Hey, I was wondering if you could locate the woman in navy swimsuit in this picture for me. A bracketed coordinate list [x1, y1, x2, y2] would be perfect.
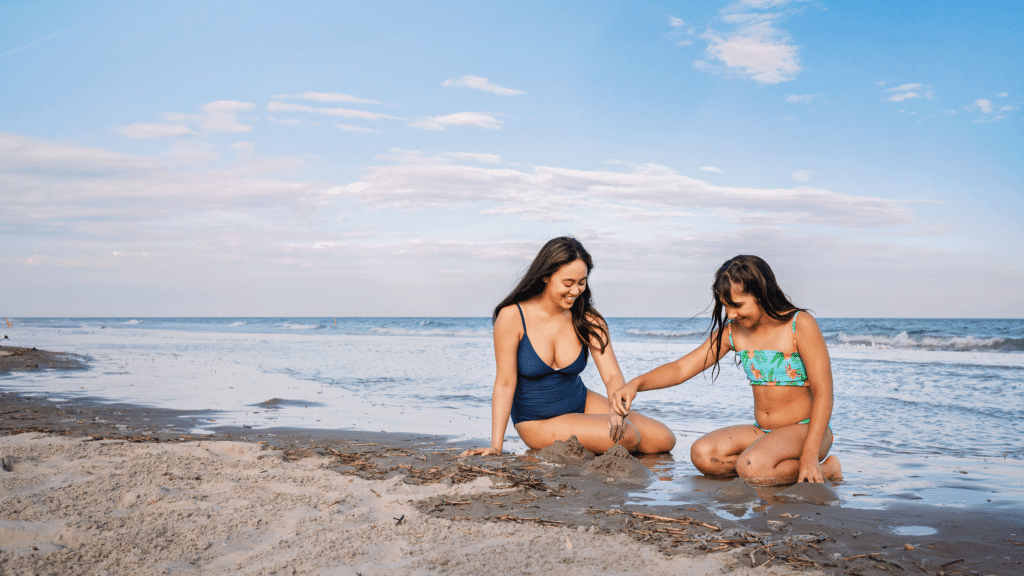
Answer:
[462, 237, 676, 456]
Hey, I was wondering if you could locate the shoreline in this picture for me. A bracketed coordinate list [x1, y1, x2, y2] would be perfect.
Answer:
[2, 347, 1022, 575]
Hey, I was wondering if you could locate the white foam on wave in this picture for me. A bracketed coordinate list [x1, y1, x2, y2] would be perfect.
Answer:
[835, 331, 1006, 350]
[122, 319, 142, 325]
[229, 321, 247, 327]
[282, 323, 320, 330]
[625, 329, 703, 339]
[369, 326, 485, 337]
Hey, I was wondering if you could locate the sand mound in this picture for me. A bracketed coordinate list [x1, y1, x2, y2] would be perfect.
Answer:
[584, 444, 653, 483]
[536, 435, 595, 465]
[716, 478, 762, 504]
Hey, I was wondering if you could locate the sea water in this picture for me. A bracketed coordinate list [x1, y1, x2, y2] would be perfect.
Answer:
[3, 317, 1022, 511]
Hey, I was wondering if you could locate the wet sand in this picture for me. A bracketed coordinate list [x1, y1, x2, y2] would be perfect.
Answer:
[1, 346, 1022, 575]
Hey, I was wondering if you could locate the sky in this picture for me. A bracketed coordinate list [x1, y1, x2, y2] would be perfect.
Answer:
[1, 0, 1021, 317]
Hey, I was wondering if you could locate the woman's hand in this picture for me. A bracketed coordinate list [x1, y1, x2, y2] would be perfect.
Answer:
[459, 446, 502, 457]
[608, 381, 638, 416]
[797, 453, 825, 483]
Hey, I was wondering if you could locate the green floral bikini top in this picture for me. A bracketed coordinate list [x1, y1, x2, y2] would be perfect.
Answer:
[728, 311, 808, 386]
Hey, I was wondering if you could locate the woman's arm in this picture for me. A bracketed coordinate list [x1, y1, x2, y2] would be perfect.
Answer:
[586, 316, 632, 442]
[587, 316, 626, 396]
[795, 312, 834, 482]
[460, 306, 521, 456]
[609, 330, 730, 416]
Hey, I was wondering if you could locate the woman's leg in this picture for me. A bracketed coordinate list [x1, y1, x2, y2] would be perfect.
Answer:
[733, 423, 842, 486]
[515, 391, 676, 454]
[689, 425, 765, 477]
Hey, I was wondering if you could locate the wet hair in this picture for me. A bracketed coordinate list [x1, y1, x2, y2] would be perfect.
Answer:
[707, 255, 803, 380]
[493, 237, 609, 355]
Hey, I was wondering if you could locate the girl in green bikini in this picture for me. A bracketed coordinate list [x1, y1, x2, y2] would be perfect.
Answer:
[610, 255, 843, 486]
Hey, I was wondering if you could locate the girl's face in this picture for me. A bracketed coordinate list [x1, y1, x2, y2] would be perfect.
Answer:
[724, 282, 763, 329]
[543, 259, 588, 310]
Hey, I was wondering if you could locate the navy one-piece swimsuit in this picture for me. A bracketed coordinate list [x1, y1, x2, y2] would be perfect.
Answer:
[509, 303, 589, 425]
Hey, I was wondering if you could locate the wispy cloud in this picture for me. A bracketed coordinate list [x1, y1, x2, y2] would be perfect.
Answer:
[443, 152, 502, 164]
[266, 102, 404, 121]
[442, 75, 524, 96]
[885, 83, 923, 102]
[0, 24, 84, 59]
[695, 1, 806, 84]
[699, 166, 723, 173]
[198, 101, 257, 132]
[786, 94, 814, 104]
[408, 112, 504, 131]
[121, 101, 258, 137]
[335, 124, 382, 134]
[118, 123, 196, 139]
[791, 169, 811, 181]
[341, 153, 914, 227]
[963, 96, 1016, 122]
[271, 92, 383, 105]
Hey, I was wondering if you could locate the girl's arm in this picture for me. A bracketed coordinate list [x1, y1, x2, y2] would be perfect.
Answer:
[460, 306, 521, 456]
[795, 312, 834, 482]
[609, 330, 730, 416]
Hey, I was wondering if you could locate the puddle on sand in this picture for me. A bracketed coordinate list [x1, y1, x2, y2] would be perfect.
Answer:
[890, 525, 938, 536]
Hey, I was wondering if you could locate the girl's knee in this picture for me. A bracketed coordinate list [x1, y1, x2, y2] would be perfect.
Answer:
[735, 449, 773, 481]
[690, 438, 723, 473]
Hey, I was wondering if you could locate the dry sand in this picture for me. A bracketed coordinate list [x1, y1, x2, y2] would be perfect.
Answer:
[1, 432, 821, 576]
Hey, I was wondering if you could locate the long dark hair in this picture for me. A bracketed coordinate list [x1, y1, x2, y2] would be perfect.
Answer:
[707, 255, 803, 380]
[493, 237, 609, 354]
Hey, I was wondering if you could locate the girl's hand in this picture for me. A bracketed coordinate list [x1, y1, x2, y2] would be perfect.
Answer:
[459, 446, 502, 457]
[797, 454, 825, 483]
[608, 411, 628, 443]
[609, 381, 638, 416]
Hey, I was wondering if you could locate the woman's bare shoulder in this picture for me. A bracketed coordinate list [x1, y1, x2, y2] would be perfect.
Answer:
[494, 304, 524, 333]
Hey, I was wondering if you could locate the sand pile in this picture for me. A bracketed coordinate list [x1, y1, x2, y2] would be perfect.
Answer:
[536, 434, 595, 465]
[0, 433, 821, 576]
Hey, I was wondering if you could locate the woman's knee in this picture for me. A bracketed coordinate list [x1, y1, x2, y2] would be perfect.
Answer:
[643, 422, 676, 453]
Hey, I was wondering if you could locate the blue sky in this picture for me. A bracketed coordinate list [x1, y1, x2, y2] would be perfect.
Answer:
[2, 0, 1021, 317]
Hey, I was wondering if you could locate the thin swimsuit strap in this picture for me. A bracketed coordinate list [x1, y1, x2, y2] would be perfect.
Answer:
[790, 310, 799, 351]
[515, 302, 527, 334]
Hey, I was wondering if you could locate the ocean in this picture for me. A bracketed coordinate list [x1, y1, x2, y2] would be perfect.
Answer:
[3, 316, 1022, 513]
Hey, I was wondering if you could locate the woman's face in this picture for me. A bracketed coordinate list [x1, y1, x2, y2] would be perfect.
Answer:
[544, 259, 588, 310]
[724, 282, 763, 329]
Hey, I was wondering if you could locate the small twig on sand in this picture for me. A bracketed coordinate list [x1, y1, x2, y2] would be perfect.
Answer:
[939, 559, 964, 568]
[489, 514, 565, 527]
[843, 552, 883, 561]
[584, 508, 721, 531]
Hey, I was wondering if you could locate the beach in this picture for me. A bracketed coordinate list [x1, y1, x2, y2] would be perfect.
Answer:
[2, 354, 1021, 575]
[1, 318, 1022, 575]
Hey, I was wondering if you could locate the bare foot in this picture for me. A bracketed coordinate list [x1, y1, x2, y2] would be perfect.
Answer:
[822, 455, 843, 481]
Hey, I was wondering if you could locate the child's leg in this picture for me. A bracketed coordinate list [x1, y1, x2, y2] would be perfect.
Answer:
[734, 424, 841, 486]
[690, 425, 765, 477]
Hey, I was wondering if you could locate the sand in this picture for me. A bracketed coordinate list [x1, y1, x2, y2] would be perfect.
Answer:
[1, 432, 824, 576]
[2, 346, 1022, 575]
